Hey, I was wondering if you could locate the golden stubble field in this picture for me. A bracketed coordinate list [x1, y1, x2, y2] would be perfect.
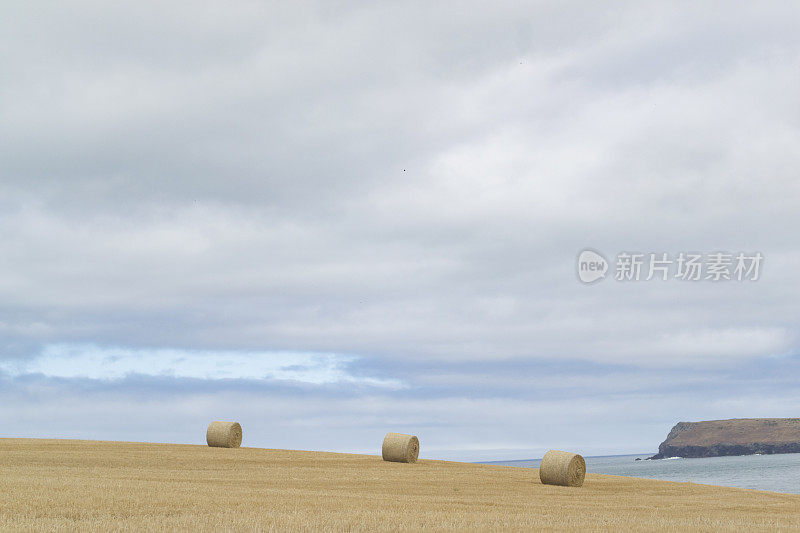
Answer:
[1, 439, 799, 531]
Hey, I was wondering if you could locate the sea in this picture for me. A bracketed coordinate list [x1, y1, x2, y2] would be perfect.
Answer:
[487, 453, 800, 494]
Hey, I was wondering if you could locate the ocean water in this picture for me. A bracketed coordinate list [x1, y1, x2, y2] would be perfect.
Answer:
[487, 453, 800, 494]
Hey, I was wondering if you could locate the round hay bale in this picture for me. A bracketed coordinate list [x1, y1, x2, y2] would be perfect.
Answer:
[206, 421, 242, 448]
[539, 449, 585, 487]
[382, 432, 420, 463]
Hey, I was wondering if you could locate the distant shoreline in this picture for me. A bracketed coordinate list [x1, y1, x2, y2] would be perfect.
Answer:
[479, 453, 650, 464]
[486, 451, 800, 495]
[651, 419, 800, 459]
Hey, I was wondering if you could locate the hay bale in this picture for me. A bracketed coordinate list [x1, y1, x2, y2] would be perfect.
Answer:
[539, 449, 586, 487]
[206, 421, 242, 448]
[382, 432, 420, 463]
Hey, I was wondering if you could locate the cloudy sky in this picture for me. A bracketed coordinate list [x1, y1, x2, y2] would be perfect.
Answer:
[1, 1, 799, 460]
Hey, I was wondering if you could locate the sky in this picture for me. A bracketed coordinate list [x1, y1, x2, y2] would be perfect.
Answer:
[1, 1, 799, 461]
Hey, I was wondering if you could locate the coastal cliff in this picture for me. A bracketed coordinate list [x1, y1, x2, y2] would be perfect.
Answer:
[650, 418, 800, 459]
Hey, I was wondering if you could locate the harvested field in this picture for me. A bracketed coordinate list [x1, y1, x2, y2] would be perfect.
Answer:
[1, 438, 798, 531]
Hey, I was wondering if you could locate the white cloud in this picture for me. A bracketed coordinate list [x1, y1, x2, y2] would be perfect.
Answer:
[655, 327, 793, 360]
[0, 343, 401, 388]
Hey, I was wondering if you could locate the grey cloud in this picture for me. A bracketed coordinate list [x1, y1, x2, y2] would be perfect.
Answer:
[1, 1, 799, 453]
